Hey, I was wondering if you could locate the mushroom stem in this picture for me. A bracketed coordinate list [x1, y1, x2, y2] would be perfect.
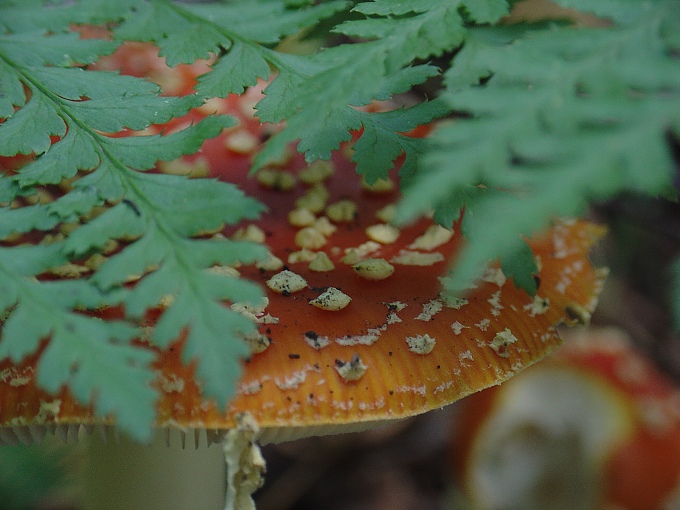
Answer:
[82, 429, 226, 510]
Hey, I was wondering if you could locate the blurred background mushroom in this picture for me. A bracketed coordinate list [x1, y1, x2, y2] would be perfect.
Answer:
[448, 327, 680, 510]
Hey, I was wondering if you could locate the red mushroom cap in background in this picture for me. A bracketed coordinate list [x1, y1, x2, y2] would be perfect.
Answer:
[451, 327, 680, 510]
[0, 41, 608, 446]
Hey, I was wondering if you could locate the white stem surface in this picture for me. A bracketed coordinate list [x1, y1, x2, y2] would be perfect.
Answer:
[83, 429, 226, 510]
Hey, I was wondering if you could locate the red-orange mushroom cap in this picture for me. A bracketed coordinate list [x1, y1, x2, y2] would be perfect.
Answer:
[0, 42, 608, 446]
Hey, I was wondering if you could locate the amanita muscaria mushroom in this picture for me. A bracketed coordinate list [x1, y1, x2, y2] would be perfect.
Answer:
[450, 327, 680, 510]
[1, 42, 607, 507]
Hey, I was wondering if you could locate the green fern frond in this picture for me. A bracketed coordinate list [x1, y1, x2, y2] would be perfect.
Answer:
[0, 2, 268, 440]
[398, 0, 680, 294]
